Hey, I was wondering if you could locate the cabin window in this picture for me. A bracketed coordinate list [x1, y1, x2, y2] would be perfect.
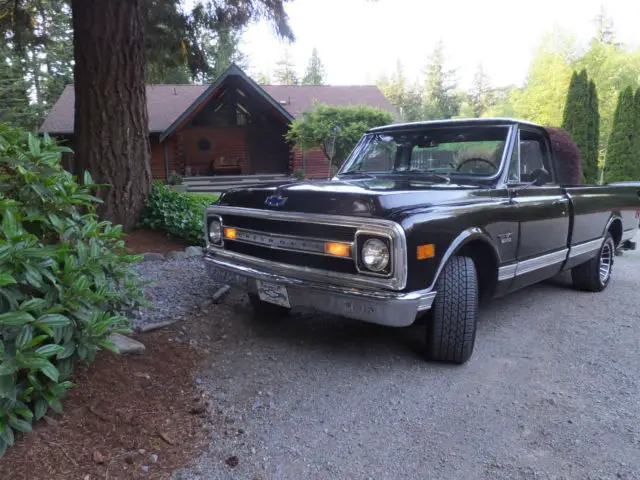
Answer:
[197, 138, 212, 151]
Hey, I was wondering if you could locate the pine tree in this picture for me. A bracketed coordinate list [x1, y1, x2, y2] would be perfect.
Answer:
[422, 40, 459, 120]
[0, 43, 35, 127]
[469, 63, 492, 118]
[274, 48, 298, 85]
[377, 60, 423, 122]
[302, 48, 326, 85]
[604, 87, 637, 182]
[254, 70, 272, 85]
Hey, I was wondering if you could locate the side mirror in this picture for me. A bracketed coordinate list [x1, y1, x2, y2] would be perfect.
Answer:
[530, 168, 551, 186]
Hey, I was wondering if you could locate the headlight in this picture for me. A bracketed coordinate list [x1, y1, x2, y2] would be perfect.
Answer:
[208, 220, 222, 244]
[361, 238, 390, 272]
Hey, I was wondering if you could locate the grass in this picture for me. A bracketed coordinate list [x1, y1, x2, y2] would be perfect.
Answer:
[185, 192, 220, 203]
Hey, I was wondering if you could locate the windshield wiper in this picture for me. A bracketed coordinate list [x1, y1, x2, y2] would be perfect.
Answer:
[338, 171, 375, 178]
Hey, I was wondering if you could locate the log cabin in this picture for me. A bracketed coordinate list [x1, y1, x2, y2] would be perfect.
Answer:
[40, 64, 396, 180]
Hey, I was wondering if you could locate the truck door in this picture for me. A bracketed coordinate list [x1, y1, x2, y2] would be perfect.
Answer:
[507, 127, 570, 291]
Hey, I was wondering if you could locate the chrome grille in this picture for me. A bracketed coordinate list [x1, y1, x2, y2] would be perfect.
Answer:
[205, 206, 408, 291]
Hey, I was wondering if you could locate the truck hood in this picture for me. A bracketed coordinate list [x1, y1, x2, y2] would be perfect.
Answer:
[215, 177, 493, 217]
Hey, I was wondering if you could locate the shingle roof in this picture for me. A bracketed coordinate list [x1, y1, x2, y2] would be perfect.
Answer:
[40, 84, 208, 134]
[261, 84, 395, 118]
[40, 81, 396, 136]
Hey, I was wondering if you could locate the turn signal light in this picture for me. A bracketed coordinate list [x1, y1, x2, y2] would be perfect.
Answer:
[324, 242, 351, 258]
[417, 244, 435, 260]
[223, 227, 237, 240]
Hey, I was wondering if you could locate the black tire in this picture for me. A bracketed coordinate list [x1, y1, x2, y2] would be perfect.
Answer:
[571, 233, 615, 292]
[425, 256, 478, 364]
[247, 293, 291, 320]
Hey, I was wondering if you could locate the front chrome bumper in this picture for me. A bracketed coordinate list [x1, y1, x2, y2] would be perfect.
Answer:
[204, 254, 436, 327]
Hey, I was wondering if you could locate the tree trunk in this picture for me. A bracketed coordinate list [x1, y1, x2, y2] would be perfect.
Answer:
[71, 0, 151, 231]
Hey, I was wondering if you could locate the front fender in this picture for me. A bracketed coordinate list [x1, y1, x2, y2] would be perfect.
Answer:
[401, 214, 502, 292]
[425, 227, 501, 290]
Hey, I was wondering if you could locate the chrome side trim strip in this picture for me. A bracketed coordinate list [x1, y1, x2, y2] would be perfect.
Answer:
[568, 238, 603, 259]
[515, 249, 568, 276]
[205, 205, 408, 290]
[498, 264, 517, 281]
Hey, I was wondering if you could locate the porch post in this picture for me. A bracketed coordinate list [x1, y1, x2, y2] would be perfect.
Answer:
[163, 141, 169, 181]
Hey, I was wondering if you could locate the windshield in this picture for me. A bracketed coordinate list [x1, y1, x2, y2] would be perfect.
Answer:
[338, 125, 510, 179]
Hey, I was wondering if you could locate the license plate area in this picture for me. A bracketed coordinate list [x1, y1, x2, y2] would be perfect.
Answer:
[256, 280, 290, 308]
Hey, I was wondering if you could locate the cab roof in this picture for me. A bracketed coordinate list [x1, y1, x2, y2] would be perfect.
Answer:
[367, 117, 543, 134]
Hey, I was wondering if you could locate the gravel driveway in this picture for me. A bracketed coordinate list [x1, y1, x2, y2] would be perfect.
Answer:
[170, 247, 640, 480]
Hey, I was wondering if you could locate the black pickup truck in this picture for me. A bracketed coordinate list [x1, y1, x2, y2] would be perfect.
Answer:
[203, 118, 640, 364]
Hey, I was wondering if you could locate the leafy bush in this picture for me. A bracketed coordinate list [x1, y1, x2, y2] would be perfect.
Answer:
[292, 169, 306, 180]
[167, 171, 183, 185]
[0, 125, 148, 456]
[140, 182, 219, 246]
[285, 103, 395, 167]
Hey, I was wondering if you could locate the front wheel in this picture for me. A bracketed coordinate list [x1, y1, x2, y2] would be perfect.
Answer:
[425, 256, 478, 364]
[571, 233, 615, 292]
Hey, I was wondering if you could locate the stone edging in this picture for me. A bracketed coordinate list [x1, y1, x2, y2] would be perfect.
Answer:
[141, 245, 204, 262]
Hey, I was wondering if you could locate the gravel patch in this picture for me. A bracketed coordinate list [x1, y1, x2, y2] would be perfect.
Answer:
[131, 257, 226, 331]
[171, 247, 640, 480]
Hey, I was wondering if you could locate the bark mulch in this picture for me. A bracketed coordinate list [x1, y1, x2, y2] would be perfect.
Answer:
[123, 228, 189, 256]
[0, 328, 213, 480]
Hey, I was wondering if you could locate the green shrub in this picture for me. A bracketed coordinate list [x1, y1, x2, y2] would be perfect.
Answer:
[140, 182, 219, 246]
[167, 171, 183, 185]
[292, 169, 306, 180]
[0, 125, 147, 456]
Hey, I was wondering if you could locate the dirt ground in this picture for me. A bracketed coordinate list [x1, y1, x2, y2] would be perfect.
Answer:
[0, 326, 212, 480]
[124, 228, 189, 255]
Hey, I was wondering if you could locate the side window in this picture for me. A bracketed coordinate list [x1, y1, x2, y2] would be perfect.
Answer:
[519, 130, 550, 182]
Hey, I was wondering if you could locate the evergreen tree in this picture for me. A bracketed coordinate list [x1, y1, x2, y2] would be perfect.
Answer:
[274, 48, 299, 85]
[422, 40, 459, 120]
[586, 80, 600, 183]
[0, 43, 37, 128]
[2, 0, 294, 229]
[302, 47, 326, 85]
[254, 70, 272, 85]
[469, 63, 492, 118]
[377, 60, 423, 122]
[561, 69, 592, 182]
[604, 87, 637, 182]
[631, 88, 640, 171]
[593, 7, 618, 46]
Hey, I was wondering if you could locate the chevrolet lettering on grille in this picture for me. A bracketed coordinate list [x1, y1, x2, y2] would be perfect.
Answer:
[234, 229, 327, 254]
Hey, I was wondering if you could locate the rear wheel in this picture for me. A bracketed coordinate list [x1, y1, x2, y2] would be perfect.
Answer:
[571, 233, 615, 292]
[247, 293, 291, 320]
[425, 256, 478, 364]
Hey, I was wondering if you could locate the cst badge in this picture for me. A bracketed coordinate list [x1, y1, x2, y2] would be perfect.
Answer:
[497, 232, 513, 244]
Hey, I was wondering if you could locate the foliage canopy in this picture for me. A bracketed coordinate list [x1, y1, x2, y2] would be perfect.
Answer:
[285, 104, 394, 169]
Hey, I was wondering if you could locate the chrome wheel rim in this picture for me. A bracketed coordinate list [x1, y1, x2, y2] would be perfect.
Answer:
[599, 241, 613, 284]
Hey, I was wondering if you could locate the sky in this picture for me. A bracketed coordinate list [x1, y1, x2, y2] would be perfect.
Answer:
[238, 0, 640, 89]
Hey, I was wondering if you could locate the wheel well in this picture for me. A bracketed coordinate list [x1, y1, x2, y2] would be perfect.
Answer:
[455, 240, 498, 301]
[608, 218, 623, 247]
